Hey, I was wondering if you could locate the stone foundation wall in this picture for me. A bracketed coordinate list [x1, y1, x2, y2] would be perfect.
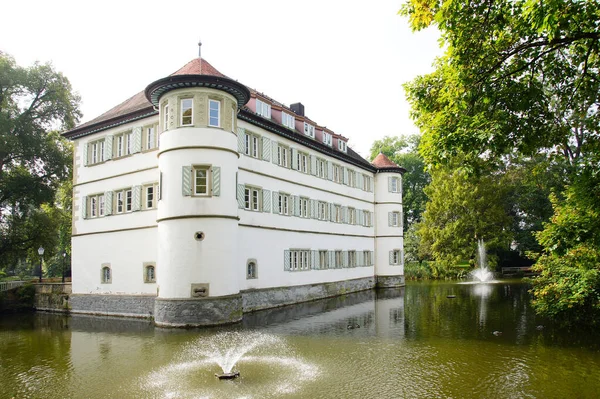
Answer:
[35, 283, 72, 313]
[154, 294, 242, 327]
[242, 277, 376, 313]
[70, 294, 155, 318]
[376, 275, 405, 288]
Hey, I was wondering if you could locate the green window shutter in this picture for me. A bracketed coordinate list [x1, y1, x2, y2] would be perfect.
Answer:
[389, 251, 394, 265]
[82, 143, 88, 166]
[262, 189, 271, 212]
[310, 199, 318, 219]
[388, 212, 393, 227]
[293, 195, 300, 216]
[283, 250, 291, 271]
[328, 251, 335, 269]
[182, 166, 192, 196]
[343, 167, 349, 185]
[329, 203, 335, 222]
[290, 148, 298, 170]
[272, 191, 280, 214]
[132, 127, 142, 153]
[261, 137, 271, 161]
[271, 141, 279, 164]
[237, 184, 245, 209]
[237, 127, 245, 153]
[310, 155, 317, 176]
[341, 206, 347, 224]
[288, 195, 294, 216]
[105, 136, 113, 160]
[133, 185, 142, 211]
[104, 191, 113, 216]
[81, 197, 88, 219]
[357, 174, 364, 190]
[357, 209, 363, 226]
[212, 166, 221, 196]
[311, 250, 318, 270]
[388, 177, 393, 192]
[343, 251, 348, 268]
[327, 161, 333, 180]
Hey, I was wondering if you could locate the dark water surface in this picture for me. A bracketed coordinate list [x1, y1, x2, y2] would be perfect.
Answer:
[1, 280, 599, 398]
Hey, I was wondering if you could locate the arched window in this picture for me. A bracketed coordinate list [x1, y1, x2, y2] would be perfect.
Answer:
[144, 264, 156, 283]
[101, 265, 111, 284]
[247, 260, 257, 279]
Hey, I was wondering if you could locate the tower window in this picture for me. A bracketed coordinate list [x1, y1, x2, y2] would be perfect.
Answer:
[209, 99, 220, 127]
[180, 98, 193, 126]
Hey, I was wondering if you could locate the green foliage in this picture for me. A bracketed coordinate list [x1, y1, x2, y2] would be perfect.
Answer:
[0, 53, 79, 272]
[369, 135, 430, 230]
[404, 261, 433, 280]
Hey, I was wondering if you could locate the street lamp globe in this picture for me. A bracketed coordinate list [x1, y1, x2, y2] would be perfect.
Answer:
[38, 247, 45, 256]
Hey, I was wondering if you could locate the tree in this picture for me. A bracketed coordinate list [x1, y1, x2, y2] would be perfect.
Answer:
[417, 165, 512, 276]
[369, 135, 430, 230]
[0, 53, 80, 272]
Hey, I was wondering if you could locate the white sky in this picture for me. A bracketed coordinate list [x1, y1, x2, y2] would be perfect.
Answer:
[1, 0, 441, 159]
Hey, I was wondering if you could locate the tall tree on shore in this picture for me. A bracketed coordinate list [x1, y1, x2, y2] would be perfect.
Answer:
[0, 53, 80, 271]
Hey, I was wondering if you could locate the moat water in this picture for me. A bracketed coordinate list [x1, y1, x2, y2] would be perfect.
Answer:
[2, 280, 600, 398]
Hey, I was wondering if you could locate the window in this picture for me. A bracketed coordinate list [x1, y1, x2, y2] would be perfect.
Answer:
[180, 98, 193, 126]
[209, 99, 220, 127]
[299, 197, 309, 218]
[243, 131, 261, 159]
[101, 265, 111, 284]
[88, 194, 105, 218]
[348, 207, 356, 225]
[390, 250, 402, 265]
[194, 166, 210, 196]
[115, 188, 133, 214]
[296, 151, 309, 174]
[244, 187, 260, 211]
[282, 112, 295, 130]
[304, 122, 315, 138]
[315, 158, 326, 178]
[362, 175, 371, 192]
[88, 139, 105, 165]
[276, 144, 288, 167]
[347, 170, 356, 187]
[389, 176, 401, 193]
[125, 131, 133, 155]
[319, 250, 328, 270]
[278, 193, 290, 215]
[114, 131, 133, 157]
[288, 250, 310, 271]
[364, 251, 372, 266]
[364, 210, 372, 227]
[256, 99, 271, 118]
[335, 250, 343, 268]
[323, 132, 333, 147]
[334, 204, 342, 223]
[247, 260, 257, 279]
[145, 125, 158, 150]
[333, 164, 342, 183]
[389, 211, 402, 227]
[348, 251, 356, 267]
[144, 264, 156, 283]
[338, 139, 347, 152]
[162, 102, 169, 132]
[144, 183, 158, 209]
[317, 201, 328, 221]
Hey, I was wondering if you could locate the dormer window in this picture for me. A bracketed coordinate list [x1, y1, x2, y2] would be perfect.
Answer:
[304, 122, 315, 138]
[256, 99, 271, 118]
[323, 132, 333, 147]
[338, 139, 347, 153]
[282, 112, 295, 130]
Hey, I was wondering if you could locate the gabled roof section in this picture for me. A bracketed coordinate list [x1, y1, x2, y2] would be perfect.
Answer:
[371, 153, 406, 173]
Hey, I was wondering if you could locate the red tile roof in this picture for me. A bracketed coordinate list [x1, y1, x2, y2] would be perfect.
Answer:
[371, 153, 400, 169]
[170, 58, 226, 77]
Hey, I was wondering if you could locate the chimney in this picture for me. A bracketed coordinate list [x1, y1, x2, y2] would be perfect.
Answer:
[290, 102, 305, 116]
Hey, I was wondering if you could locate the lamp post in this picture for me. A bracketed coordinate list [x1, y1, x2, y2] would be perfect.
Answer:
[62, 252, 67, 283]
[37, 246, 45, 283]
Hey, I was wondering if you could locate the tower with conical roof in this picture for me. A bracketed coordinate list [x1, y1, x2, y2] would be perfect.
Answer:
[145, 57, 250, 326]
[372, 153, 405, 287]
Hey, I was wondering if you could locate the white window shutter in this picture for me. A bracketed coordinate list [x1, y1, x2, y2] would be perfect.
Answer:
[328, 251, 335, 269]
[261, 137, 271, 161]
[310, 199, 318, 219]
[343, 167, 349, 185]
[182, 166, 192, 196]
[294, 195, 300, 216]
[82, 143, 88, 166]
[104, 191, 113, 216]
[272, 191, 280, 214]
[133, 185, 142, 211]
[283, 250, 291, 271]
[262, 189, 271, 212]
[343, 251, 348, 267]
[212, 166, 221, 196]
[105, 136, 113, 160]
[237, 127, 245, 153]
[81, 197, 88, 219]
[271, 141, 278, 164]
[132, 127, 142, 153]
[291, 148, 298, 170]
[310, 155, 317, 176]
[327, 161, 333, 180]
[237, 184, 245, 209]
[357, 174, 364, 190]
[389, 251, 394, 265]
[341, 206, 347, 224]
[388, 177, 393, 192]
[329, 203, 335, 222]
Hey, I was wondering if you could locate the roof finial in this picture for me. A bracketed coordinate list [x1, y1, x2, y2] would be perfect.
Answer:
[198, 39, 202, 58]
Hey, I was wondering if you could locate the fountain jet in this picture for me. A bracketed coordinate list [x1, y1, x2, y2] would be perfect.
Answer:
[472, 239, 493, 282]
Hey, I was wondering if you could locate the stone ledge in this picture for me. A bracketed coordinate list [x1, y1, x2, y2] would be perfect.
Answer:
[376, 275, 405, 288]
[154, 295, 242, 327]
[70, 294, 155, 318]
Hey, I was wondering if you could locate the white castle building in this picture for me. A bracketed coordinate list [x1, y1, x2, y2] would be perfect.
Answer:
[63, 56, 405, 327]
